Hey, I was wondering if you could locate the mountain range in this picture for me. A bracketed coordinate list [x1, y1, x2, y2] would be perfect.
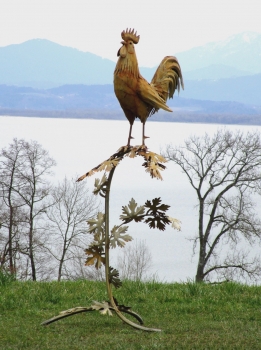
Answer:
[0, 84, 260, 117]
[1, 32, 261, 85]
[0, 32, 260, 116]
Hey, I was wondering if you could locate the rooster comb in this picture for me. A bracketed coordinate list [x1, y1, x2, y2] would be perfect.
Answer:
[121, 28, 140, 44]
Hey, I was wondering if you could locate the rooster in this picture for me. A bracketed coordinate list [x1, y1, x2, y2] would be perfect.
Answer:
[114, 28, 184, 146]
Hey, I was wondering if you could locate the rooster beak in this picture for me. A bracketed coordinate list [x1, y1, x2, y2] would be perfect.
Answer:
[117, 41, 127, 57]
[118, 44, 127, 58]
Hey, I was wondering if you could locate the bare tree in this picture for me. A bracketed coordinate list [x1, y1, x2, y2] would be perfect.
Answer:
[117, 240, 152, 281]
[61, 245, 105, 281]
[0, 139, 26, 274]
[45, 177, 98, 281]
[0, 138, 56, 281]
[164, 129, 261, 283]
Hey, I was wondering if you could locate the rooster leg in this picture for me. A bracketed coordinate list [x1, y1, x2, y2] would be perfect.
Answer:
[142, 122, 150, 146]
[127, 123, 134, 147]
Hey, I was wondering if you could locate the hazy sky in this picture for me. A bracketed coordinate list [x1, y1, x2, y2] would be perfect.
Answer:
[1, 0, 261, 66]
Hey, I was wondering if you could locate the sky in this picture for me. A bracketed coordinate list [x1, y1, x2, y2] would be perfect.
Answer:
[1, 0, 261, 67]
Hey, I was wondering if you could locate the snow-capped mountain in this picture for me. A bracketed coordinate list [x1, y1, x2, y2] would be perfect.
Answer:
[177, 31, 261, 74]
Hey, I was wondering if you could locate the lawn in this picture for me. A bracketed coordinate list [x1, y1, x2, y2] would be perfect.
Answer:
[0, 278, 261, 349]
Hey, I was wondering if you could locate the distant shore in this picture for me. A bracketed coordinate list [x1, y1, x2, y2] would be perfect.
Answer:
[1, 108, 261, 126]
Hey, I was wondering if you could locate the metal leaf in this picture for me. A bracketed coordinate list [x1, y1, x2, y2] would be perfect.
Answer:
[91, 301, 113, 316]
[109, 267, 122, 289]
[110, 225, 133, 248]
[120, 198, 145, 223]
[85, 246, 105, 269]
[93, 174, 107, 196]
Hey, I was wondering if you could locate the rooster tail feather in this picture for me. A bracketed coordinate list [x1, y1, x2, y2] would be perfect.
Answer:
[151, 56, 184, 102]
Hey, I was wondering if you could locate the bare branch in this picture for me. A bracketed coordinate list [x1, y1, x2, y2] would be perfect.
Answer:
[163, 129, 261, 282]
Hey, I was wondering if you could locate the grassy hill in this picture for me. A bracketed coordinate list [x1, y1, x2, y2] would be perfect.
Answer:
[1, 277, 261, 349]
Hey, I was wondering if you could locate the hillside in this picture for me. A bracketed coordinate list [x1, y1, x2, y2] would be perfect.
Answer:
[0, 33, 260, 121]
[0, 84, 260, 116]
[1, 279, 261, 349]
[0, 32, 261, 89]
[0, 39, 115, 88]
[0, 39, 154, 88]
[182, 74, 261, 105]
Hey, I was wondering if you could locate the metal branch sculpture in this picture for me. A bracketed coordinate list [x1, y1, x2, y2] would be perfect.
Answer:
[41, 29, 182, 332]
[41, 146, 181, 331]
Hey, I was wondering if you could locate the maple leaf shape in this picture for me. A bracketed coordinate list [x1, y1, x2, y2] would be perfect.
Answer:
[144, 198, 170, 215]
[144, 198, 171, 231]
[145, 216, 170, 231]
[120, 198, 145, 223]
[85, 245, 105, 269]
[91, 301, 113, 316]
[87, 212, 105, 236]
[93, 174, 107, 196]
[109, 267, 122, 289]
[110, 225, 133, 248]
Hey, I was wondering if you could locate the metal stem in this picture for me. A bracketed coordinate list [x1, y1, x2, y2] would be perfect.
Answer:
[104, 166, 161, 332]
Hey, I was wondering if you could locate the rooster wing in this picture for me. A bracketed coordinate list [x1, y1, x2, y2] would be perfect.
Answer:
[137, 78, 173, 114]
[150, 56, 184, 103]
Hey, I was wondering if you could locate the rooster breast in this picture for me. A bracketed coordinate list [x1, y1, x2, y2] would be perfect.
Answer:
[114, 72, 153, 125]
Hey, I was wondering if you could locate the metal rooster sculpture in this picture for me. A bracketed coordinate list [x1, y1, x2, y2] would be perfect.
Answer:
[114, 28, 184, 146]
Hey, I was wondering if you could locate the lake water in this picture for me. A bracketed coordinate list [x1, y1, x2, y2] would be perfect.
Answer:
[1, 116, 260, 282]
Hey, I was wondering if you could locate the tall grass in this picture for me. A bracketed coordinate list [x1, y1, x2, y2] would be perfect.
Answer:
[0, 269, 16, 286]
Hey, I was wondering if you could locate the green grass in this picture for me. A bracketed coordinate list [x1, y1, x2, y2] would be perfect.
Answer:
[1, 279, 261, 349]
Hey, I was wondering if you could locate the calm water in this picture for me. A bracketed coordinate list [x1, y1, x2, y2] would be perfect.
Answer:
[1, 116, 260, 282]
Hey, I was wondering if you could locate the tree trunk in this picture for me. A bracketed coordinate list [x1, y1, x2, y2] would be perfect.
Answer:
[29, 203, 36, 281]
[57, 257, 64, 282]
[8, 206, 14, 273]
[29, 236, 36, 281]
[7, 170, 15, 275]
[195, 251, 205, 282]
[196, 199, 206, 282]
